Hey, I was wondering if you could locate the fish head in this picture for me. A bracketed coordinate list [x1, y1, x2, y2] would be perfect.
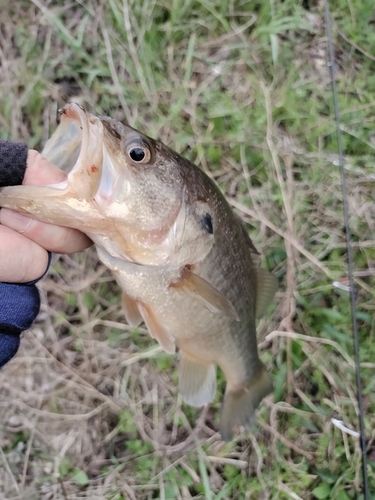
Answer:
[44, 103, 215, 267]
[97, 116, 184, 234]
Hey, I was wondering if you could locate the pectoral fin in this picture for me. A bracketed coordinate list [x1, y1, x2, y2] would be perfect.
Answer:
[137, 303, 176, 354]
[255, 268, 278, 319]
[179, 354, 217, 407]
[122, 293, 142, 327]
[171, 268, 239, 321]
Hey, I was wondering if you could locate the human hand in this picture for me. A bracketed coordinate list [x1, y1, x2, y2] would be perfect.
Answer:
[0, 150, 92, 283]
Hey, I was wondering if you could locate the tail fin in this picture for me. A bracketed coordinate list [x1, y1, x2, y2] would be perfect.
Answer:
[220, 364, 273, 441]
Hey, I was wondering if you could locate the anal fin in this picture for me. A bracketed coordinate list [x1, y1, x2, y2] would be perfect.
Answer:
[137, 303, 176, 354]
[122, 293, 142, 327]
[171, 268, 239, 321]
[179, 354, 217, 407]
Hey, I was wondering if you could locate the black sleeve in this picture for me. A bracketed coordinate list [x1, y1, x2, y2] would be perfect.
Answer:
[0, 140, 28, 187]
[0, 140, 52, 369]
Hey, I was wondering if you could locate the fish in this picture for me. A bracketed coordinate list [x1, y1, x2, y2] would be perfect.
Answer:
[0, 103, 278, 440]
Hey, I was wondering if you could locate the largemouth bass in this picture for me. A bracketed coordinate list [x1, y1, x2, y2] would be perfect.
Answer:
[0, 103, 277, 440]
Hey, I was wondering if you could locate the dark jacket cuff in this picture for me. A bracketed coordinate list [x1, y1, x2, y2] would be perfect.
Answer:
[0, 252, 52, 368]
[0, 139, 28, 187]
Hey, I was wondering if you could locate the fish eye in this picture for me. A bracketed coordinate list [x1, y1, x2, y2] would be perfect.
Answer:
[201, 213, 213, 234]
[130, 147, 145, 161]
[125, 140, 151, 164]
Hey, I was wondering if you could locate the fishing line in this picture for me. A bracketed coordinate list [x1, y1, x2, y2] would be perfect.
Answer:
[324, 1, 369, 496]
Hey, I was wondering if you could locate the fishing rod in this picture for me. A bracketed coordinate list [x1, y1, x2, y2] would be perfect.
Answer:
[324, 1, 369, 497]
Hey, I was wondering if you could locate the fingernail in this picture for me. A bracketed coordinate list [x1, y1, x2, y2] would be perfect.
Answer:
[0, 209, 33, 233]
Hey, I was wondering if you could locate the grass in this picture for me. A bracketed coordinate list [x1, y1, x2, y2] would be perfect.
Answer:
[1, 0, 375, 498]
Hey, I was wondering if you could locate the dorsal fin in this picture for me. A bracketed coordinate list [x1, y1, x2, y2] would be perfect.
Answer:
[235, 216, 277, 317]
[235, 215, 260, 255]
[255, 268, 278, 319]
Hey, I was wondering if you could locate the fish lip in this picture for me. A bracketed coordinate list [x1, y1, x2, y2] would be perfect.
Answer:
[58, 103, 105, 198]
[58, 105, 127, 207]
[58, 102, 87, 122]
[58, 102, 102, 135]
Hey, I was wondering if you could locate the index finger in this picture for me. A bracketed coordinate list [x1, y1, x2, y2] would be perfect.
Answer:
[1, 149, 92, 253]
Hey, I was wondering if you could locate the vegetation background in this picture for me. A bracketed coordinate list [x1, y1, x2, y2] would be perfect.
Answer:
[0, 0, 374, 498]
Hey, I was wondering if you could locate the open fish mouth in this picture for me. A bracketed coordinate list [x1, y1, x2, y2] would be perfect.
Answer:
[42, 103, 102, 177]
[42, 103, 123, 208]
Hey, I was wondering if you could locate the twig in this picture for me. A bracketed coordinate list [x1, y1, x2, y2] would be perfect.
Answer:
[205, 456, 248, 469]
[265, 330, 355, 368]
[121, 346, 164, 366]
[277, 484, 304, 500]
[230, 199, 335, 279]
[21, 416, 39, 489]
[100, 19, 133, 123]
[122, 0, 151, 99]
[259, 420, 314, 460]
[334, 22, 375, 62]
[0, 445, 19, 494]
[261, 81, 298, 399]
[29, 333, 123, 413]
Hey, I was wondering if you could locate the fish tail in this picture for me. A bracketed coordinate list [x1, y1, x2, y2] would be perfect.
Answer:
[219, 363, 273, 441]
